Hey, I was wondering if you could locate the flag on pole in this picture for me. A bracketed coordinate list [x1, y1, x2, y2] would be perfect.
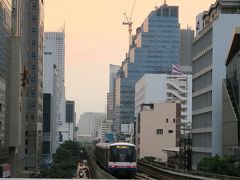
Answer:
[172, 64, 182, 75]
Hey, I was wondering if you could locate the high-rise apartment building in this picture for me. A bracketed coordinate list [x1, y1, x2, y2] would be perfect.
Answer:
[0, 0, 11, 177]
[192, 0, 240, 169]
[44, 32, 67, 142]
[115, 4, 179, 129]
[24, 0, 44, 171]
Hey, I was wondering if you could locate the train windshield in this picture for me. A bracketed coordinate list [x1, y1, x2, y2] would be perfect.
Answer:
[109, 145, 136, 162]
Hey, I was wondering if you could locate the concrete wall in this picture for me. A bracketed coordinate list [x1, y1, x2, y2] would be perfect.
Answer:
[222, 81, 238, 156]
[212, 14, 240, 156]
[138, 103, 178, 162]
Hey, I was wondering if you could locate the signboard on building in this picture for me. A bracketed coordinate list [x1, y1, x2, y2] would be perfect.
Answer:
[104, 132, 115, 143]
[0, 164, 10, 178]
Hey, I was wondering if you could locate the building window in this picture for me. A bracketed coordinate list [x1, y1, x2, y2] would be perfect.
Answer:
[25, 131, 28, 136]
[31, 90, 36, 97]
[31, 77, 36, 83]
[137, 115, 140, 133]
[166, 118, 168, 123]
[156, 129, 163, 135]
[31, 52, 36, 58]
[31, 115, 35, 121]
[32, 27, 37, 33]
[138, 137, 140, 144]
[31, 64, 36, 71]
[25, 149, 28, 154]
[25, 140, 28, 145]
[32, 40, 36, 46]
[168, 130, 173, 133]
[32, 15, 37, 21]
[173, 118, 176, 123]
[32, 2, 36, 9]
[44, 52, 52, 55]
[0, 121, 1, 130]
[31, 102, 35, 110]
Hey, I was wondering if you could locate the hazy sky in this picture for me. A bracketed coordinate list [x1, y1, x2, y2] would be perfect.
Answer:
[44, 0, 215, 118]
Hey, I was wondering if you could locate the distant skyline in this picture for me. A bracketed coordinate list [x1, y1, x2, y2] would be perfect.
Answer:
[44, 0, 215, 118]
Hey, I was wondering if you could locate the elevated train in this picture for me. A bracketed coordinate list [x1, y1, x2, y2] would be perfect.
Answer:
[94, 142, 137, 176]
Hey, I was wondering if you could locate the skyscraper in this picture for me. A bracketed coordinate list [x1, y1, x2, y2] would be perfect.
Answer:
[116, 3, 180, 129]
[44, 32, 67, 142]
[192, 0, 240, 169]
[107, 64, 120, 125]
[43, 47, 59, 167]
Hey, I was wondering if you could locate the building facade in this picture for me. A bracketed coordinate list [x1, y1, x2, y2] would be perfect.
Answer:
[222, 27, 240, 157]
[43, 48, 59, 166]
[0, 0, 11, 177]
[117, 4, 179, 129]
[137, 102, 181, 161]
[135, 74, 192, 125]
[66, 100, 75, 141]
[23, 0, 44, 171]
[78, 112, 106, 141]
[107, 65, 119, 130]
[179, 29, 194, 74]
[44, 32, 68, 143]
[192, 0, 240, 169]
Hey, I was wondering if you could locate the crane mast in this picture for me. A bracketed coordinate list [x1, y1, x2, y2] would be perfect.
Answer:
[122, 0, 136, 47]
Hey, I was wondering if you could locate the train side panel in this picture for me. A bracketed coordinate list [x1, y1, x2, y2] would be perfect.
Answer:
[95, 146, 109, 169]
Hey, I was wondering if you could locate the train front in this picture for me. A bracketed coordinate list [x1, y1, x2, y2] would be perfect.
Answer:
[108, 143, 137, 176]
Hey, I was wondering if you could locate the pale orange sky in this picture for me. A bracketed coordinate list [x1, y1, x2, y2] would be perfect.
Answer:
[44, 0, 215, 118]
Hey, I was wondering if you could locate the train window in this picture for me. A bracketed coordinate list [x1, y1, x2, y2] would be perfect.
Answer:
[109, 146, 136, 162]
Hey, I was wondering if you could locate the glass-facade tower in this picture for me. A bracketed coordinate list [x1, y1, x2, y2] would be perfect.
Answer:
[118, 4, 179, 127]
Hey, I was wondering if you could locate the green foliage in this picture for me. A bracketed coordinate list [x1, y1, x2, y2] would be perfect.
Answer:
[197, 155, 240, 177]
[39, 140, 84, 178]
[142, 156, 157, 162]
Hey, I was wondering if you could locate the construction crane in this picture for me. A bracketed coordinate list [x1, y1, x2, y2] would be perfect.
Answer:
[122, 0, 136, 47]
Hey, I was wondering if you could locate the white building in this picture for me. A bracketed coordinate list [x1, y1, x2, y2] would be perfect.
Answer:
[192, 0, 240, 169]
[44, 31, 70, 143]
[78, 112, 106, 141]
[135, 74, 192, 125]
[43, 53, 59, 164]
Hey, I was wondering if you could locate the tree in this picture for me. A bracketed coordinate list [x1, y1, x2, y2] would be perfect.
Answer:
[142, 156, 157, 163]
[197, 155, 240, 177]
[39, 141, 85, 178]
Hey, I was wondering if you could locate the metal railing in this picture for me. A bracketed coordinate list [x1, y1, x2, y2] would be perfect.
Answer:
[137, 159, 240, 180]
